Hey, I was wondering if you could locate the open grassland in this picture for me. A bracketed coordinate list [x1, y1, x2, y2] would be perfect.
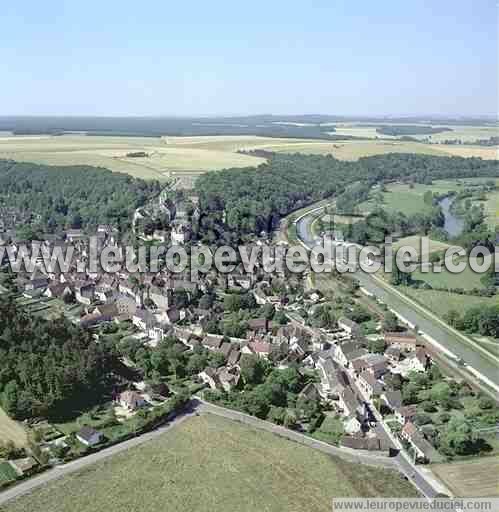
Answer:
[0, 136, 495, 186]
[0, 414, 418, 512]
[0, 135, 272, 181]
[431, 457, 499, 497]
[0, 408, 26, 447]
[431, 145, 498, 160]
[410, 260, 488, 291]
[360, 179, 498, 216]
[397, 287, 498, 319]
[0, 463, 18, 486]
[393, 235, 452, 257]
[482, 190, 499, 227]
[331, 122, 499, 144]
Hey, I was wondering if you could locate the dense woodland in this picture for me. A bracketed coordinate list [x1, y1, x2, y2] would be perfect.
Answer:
[0, 160, 160, 235]
[195, 153, 499, 243]
[0, 298, 115, 420]
[376, 125, 453, 136]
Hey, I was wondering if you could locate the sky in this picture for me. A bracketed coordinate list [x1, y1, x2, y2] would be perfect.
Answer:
[1, 1, 497, 117]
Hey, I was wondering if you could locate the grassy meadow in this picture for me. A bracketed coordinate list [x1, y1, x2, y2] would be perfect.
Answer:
[0, 414, 418, 512]
[0, 134, 495, 188]
[0, 408, 27, 447]
[397, 287, 498, 320]
[431, 456, 499, 497]
[358, 180, 489, 216]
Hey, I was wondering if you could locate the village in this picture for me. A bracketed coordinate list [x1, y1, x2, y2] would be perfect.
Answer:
[2, 189, 493, 488]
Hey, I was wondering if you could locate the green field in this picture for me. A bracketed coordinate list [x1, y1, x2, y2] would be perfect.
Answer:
[410, 256, 491, 291]
[482, 190, 499, 227]
[431, 456, 499, 498]
[1, 414, 418, 512]
[0, 135, 495, 186]
[393, 235, 452, 257]
[398, 287, 498, 319]
[0, 408, 27, 447]
[360, 179, 499, 219]
[332, 122, 499, 144]
[0, 462, 18, 486]
[0, 135, 271, 181]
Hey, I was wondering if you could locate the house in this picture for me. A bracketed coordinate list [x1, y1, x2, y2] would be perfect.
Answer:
[114, 294, 137, 319]
[395, 405, 418, 425]
[344, 415, 362, 435]
[202, 334, 223, 351]
[381, 390, 403, 411]
[76, 426, 103, 447]
[24, 276, 49, 291]
[334, 341, 367, 367]
[44, 283, 72, 299]
[385, 345, 401, 363]
[227, 349, 241, 367]
[94, 286, 114, 302]
[401, 421, 437, 462]
[119, 390, 147, 411]
[132, 309, 157, 331]
[66, 229, 87, 243]
[338, 317, 360, 336]
[338, 387, 364, 418]
[351, 354, 388, 378]
[9, 457, 39, 476]
[218, 341, 234, 359]
[74, 282, 95, 305]
[247, 318, 270, 334]
[392, 348, 428, 376]
[357, 371, 383, 400]
[217, 367, 241, 392]
[148, 286, 172, 311]
[227, 273, 254, 290]
[199, 367, 219, 389]
[298, 382, 320, 402]
[316, 357, 349, 399]
[340, 436, 367, 450]
[247, 340, 272, 359]
[384, 331, 419, 351]
[171, 222, 191, 245]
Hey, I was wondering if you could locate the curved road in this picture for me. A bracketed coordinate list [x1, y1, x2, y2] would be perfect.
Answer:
[295, 207, 499, 390]
[0, 399, 430, 507]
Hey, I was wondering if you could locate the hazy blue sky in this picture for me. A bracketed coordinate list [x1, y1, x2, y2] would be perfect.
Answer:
[1, 1, 496, 117]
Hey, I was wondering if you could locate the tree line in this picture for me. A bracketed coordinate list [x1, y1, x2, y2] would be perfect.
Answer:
[0, 159, 161, 236]
[195, 152, 498, 244]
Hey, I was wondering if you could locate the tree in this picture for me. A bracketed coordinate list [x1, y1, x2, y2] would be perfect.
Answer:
[368, 337, 386, 354]
[240, 355, 266, 386]
[439, 418, 477, 456]
[382, 312, 399, 332]
[430, 382, 452, 403]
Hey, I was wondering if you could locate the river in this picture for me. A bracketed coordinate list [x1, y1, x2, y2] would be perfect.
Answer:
[439, 195, 464, 237]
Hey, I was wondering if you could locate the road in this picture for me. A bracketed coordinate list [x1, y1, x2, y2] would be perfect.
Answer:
[0, 409, 195, 507]
[0, 398, 433, 507]
[294, 206, 499, 390]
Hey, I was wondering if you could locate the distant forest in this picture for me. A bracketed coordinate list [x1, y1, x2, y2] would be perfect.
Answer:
[0, 115, 495, 138]
[0, 160, 161, 236]
[195, 152, 499, 244]
[376, 125, 453, 137]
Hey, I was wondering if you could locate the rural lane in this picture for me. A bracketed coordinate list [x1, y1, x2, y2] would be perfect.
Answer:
[0, 398, 419, 507]
[0, 409, 196, 507]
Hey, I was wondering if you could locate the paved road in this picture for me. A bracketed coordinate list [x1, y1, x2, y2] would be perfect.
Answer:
[195, 399, 396, 469]
[295, 207, 499, 390]
[0, 398, 426, 507]
[0, 409, 195, 507]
